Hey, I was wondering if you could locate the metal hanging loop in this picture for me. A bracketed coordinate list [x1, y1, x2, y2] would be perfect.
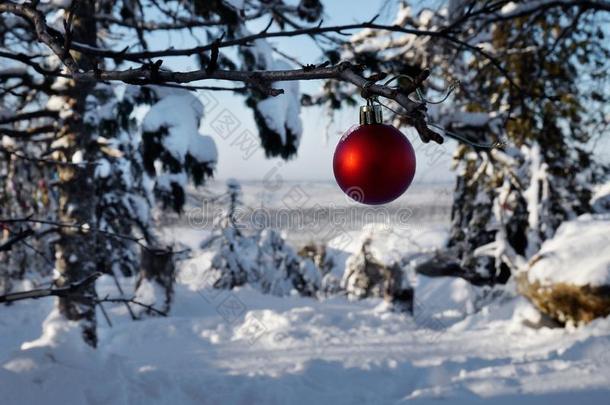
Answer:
[360, 83, 383, 125]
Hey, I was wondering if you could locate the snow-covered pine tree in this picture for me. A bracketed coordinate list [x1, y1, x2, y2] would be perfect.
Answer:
[203, 179, 321, 297]
[85, 84, 154, 279]
[86, 80, 223, 317]
[204, 179, 252, 290]
[443, 3, 610, 281]
[298, 243, 343, 296]
[82, 84, 182, 317]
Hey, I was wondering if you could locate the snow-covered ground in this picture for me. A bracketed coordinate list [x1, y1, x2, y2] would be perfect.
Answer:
[2, 272, 610, 404]
[2, 182, 610, 404]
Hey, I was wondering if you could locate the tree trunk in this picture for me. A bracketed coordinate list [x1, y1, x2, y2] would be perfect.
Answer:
[54, 1, 99, 347]
[134, 247, 175, 316]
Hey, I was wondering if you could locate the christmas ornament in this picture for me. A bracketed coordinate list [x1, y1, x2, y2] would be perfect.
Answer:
[333, 100, 416, 205]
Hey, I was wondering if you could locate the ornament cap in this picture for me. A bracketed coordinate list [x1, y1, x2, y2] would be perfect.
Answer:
[359, 104, 383, 125]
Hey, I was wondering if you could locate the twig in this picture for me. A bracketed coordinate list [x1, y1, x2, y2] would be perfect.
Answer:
[0, 126, 58, 139]
[0, 216, 175, 254]
[0, 146, 89, 166]
[0, 110, 59, 125]
[96, 296, 168, 317]
[0, 272, 101, 304]
[0, 2, 81, 73]
[98, 301, 113, 327]
[0, 274, 167, 317]
[205, 33, 225, 75]
[61, 0, 78, 62]
[0, 229, 35, 252]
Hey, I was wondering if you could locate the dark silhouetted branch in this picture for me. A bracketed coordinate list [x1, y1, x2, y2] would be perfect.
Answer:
[0, 272, 102, 303]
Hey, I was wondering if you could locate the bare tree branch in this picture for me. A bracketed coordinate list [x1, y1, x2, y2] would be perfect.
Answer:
[0, 216, 177, 253]
[0, 125, 58, 139]
[0, 228, 35, 252]
[0, 1, 81, 73]
[0, 145, 86, 165]
[69, 61, 442, 143]
[93, 13, 225, 30]
[96, 296, 168, 317]
[65, 20, 495, 65]
[0, 272, 101, 303]
[0, 274, 167, 317]
[0, 110, 59, 125]
[0, 50, 66, 77]
[0, 2, 513, 93]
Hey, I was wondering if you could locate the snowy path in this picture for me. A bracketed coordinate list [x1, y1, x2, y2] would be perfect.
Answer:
[2, 277, 610, 404]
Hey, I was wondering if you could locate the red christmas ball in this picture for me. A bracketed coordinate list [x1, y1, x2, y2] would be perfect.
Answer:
[333, 123, 416, 205]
